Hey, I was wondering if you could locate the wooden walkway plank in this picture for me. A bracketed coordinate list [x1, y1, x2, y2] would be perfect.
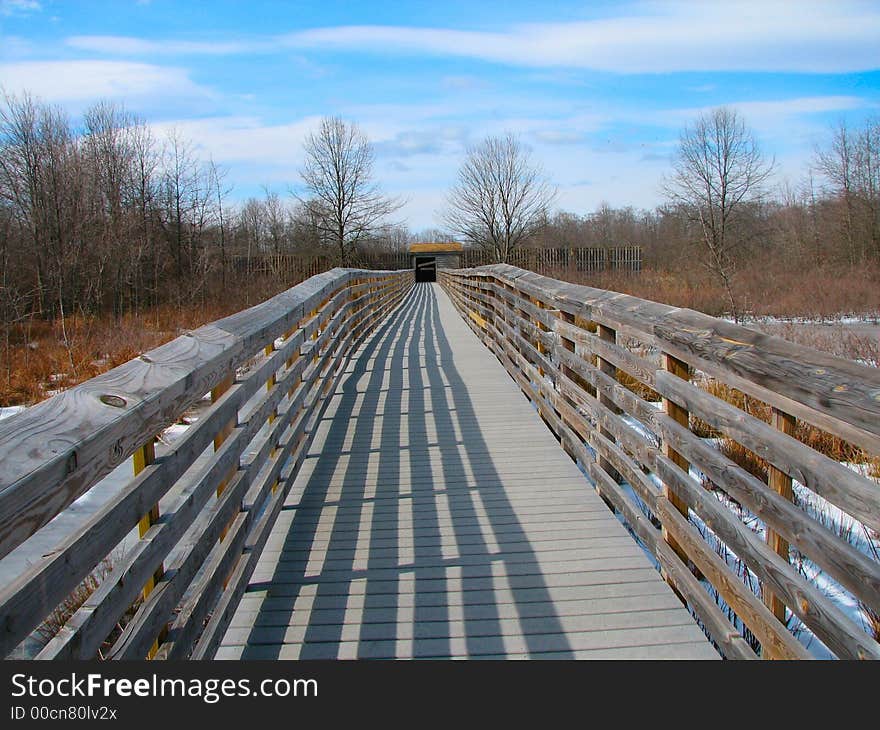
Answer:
[219, 283, 718, 660]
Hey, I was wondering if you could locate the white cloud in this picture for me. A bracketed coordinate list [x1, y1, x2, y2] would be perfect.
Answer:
[67, 35, 254, 56]
[1, 0, 41, 17]
[63, 2, 880, 73]
[148, 115, 324, 166]
[646, 95, 871, 143]
[0, 60, 209, 103]
[284, 1, 880, 73]
[659, 96, 867, 123]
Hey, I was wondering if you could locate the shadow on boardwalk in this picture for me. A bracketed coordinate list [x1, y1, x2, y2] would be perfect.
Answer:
[241, 283, 574, 658]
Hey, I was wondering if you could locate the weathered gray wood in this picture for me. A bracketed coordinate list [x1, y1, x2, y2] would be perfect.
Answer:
[109, 357, 323, 659]
[654, 453, 880, 659]
[555, 318, 657, 388]
[654, 500, 812, 660]
[0, 324, 242, 560]
[655, 405, 880, 616]
[0, 268, 409, 660]
[0, 268, 404, 562]
[219, 282, 716, 660]
[0, 325, 317, 657]
[588, 462, 757, 660]
[37, 282, 368, 658]
[442, 265, 880, 660]
[652, 308, 880, 454]
[0, 388, 239, 658]
[186, 275, 411, 659]
[157, 274, 410, 659]
[655, 370, 880, 534]
[458, 263, 880, 454]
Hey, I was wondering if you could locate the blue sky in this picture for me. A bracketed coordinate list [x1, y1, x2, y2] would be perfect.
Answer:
[2, 0, 879, 229]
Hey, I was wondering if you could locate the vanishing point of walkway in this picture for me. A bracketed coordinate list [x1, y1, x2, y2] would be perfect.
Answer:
[217, 283, 717, 659]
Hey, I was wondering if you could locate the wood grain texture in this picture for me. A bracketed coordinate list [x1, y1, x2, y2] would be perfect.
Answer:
[219, 283, 717, 660]
[6, 261, 879, 662]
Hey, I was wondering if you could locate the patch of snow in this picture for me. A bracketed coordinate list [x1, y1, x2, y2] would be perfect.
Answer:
[619, 413, 659, 446]
[725, 314, 880, 326]
[161, 423, 191, 443]
[0, 405, 26, 421]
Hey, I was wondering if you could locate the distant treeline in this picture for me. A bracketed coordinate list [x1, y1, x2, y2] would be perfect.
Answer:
[1, 91, 878, 331]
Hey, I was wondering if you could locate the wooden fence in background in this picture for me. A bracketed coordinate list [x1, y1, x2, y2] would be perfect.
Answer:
[460, 246, 641, 272]
[232, 246, 641, 283]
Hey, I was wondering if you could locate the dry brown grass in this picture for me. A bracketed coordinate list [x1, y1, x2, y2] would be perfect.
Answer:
[570, 260, 880, 320]
[862, 604, 880, 643]
[694, 379, 872, 477]
[739, 261, 880, 320]
[34, 554, 141, 659]
[616, 370, 660, 402]
[0, 276, 300, 408]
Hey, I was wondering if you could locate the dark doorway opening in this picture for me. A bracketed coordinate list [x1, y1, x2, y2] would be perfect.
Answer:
[415, 256, 436, 282]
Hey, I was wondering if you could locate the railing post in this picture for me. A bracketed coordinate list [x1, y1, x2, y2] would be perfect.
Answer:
[212, 374, 236, 545]
[764, 407, 796, 626]
[556, 310, 583, 463]
[310, 305, 320, 366]
[661, 352, 692, 568]
[596, 324, 621, 483]
[134, 436, 163, 658]
[212, 374, 236, 498]
[531, 296, 549, 377]
[265, 343, 280, 493]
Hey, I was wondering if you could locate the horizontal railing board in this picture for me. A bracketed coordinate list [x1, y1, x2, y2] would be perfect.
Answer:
[0, 324, 242, 561]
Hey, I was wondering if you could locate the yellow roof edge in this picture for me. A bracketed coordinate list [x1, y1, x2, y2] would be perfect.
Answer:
[409, 242, 463, 253]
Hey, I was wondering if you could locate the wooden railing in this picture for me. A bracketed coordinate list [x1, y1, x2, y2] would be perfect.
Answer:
[441, 264, 880, 660]
[0, 268, 411, 659]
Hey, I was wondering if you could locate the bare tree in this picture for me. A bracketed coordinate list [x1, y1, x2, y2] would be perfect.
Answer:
[814, 117, 880, 264]
[209, 158, 231, 291]
[664, 107, 774, 320]
[297, 117, 400, 265]
[443, 133, 555, 263]
[157, 129, 215, 303]
[261, 185, 288, 255]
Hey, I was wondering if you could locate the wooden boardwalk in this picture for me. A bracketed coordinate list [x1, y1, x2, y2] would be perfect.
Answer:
[217, 283, 717, 659]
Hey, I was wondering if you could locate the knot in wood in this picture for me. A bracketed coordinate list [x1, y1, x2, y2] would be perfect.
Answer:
[110, 438, 124, 464]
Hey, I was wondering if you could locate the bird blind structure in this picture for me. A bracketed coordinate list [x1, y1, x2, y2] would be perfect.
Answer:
[0, 263, 877, 660]
[409, 242, 464, 282]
